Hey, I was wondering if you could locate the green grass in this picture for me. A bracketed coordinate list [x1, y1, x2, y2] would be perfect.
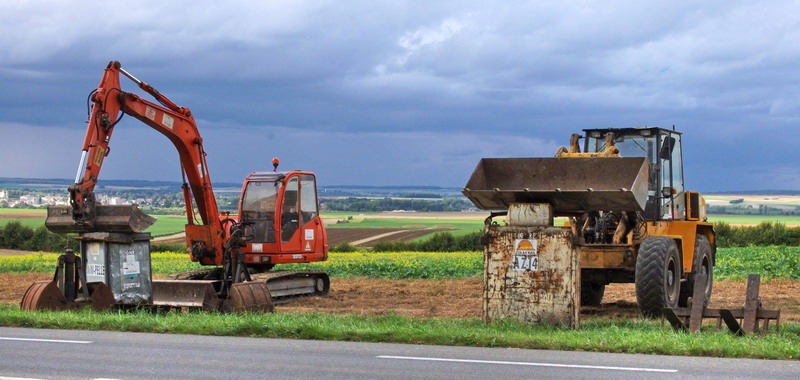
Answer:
[0, 209, 186, 237]
[0, 217, 47, 229]
[0, 305, 796, 359]
[4, 247, 799, 280]
[709, 214, 800, 225]
[715, 246, 800, 280]
[145, 215, 187, 236]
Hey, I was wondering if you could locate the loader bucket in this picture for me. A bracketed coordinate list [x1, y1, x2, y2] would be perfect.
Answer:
[151, 279, 220, 311]
[462, 157, 650, 215]
[45, 204, 156, 234]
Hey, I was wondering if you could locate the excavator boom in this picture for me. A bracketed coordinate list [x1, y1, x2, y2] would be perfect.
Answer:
[46, 61, 223, 264]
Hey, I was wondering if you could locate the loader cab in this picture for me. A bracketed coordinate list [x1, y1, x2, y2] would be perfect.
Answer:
[238, 171, 327, 264]
[584, 127, 685, 221]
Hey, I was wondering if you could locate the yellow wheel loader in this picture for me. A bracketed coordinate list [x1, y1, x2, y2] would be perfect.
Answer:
[463, 127, 714, 315]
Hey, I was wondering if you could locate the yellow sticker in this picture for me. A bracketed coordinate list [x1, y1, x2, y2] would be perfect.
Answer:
[94, 147, 105, 166]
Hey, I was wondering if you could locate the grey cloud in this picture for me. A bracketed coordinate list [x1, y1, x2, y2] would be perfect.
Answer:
[2, 1, 800, 190]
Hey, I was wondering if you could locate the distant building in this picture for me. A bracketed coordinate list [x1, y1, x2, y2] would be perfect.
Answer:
[19, 194, 42, 206]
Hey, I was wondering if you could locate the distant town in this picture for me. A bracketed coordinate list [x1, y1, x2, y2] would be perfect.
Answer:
[0, 178, 472, 213]
[0, 189, 147, 208]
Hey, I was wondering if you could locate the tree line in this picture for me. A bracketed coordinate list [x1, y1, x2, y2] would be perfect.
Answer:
[0, 222, 77, 252]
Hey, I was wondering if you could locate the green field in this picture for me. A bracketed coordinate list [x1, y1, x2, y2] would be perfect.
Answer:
[0, 208, 186, 236]
[2, 242, 799, 360]
[325, 216, 484, 236]
[708, 214, 800, 225]
[3, 246, 798, 280]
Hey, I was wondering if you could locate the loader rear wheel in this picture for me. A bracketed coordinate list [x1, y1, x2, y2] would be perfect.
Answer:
[679, 235, 713, 307]
[635, 237, 681, 316]
[580, 282, 605, 307]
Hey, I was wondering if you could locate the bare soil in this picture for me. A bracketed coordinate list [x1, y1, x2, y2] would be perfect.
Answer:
[0, 249, 37, 256]
[3, 274, 796, 322]
[280, 278, 800, 322]
[0, 210, 46, 219]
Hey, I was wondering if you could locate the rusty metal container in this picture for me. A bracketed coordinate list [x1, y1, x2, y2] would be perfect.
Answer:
[462, 157, 649, 214]
[483, 223, 580, 328]
[78, 232, 152, 305]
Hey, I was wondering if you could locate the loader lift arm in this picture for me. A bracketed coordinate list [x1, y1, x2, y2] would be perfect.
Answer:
[69, 61, 223, 264]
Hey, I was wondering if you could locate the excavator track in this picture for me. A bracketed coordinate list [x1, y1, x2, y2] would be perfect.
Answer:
[251, 270, 330, 304]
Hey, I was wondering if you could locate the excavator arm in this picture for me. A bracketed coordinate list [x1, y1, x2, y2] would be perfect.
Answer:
[51, 61, 224, 264]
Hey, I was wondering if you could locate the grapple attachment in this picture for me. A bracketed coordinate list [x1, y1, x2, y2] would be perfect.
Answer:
[462, 157, 650, 215]
[45, 205, 156, 234]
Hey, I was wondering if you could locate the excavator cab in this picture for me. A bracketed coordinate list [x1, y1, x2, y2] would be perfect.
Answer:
[583, 127, 685, 221]
[238, 171, 327, 267]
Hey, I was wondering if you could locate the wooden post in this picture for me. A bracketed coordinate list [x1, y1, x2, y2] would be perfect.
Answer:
[688, 273, 707, 332]
[742, 274, 761, 334]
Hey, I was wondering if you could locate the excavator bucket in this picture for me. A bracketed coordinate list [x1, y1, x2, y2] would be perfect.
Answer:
[462, 157, 650, 215]
[45, 204, 156, 234]
[151, 280, 221, 311]
[20, 281, 73, 311]
[225, 282, 274, 313]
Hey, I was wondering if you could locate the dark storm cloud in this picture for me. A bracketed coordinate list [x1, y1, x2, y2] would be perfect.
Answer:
[1, 1, 799, 189]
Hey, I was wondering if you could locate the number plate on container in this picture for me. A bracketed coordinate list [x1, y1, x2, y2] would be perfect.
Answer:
[512, 239, 539, 271]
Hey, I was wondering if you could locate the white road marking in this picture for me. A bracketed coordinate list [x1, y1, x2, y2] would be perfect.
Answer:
[377, 355, 678, 373]
[0, 337, 92, 344]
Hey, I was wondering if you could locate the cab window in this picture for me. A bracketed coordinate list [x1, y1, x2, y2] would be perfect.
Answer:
[300, 174, 318, 224]
[281, 177, 299, 242]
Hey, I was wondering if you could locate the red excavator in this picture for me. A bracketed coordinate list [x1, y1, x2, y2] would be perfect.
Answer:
[21, 61, 329, 312]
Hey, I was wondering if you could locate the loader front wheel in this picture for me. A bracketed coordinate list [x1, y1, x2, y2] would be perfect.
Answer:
[635, 237, 681, 316]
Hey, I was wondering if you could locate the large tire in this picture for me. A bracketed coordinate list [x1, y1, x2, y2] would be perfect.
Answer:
[679, 235, 713, 306]
[635, 237, 682, 316]
[580, 282, 605, 307]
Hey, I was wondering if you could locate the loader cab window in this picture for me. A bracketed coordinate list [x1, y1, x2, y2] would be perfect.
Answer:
[659, 132, 684, 219]
[281, 177, 299, 242]
[300, 174, 318, 224]
[586, 131, 659, 192]
[241, 180, 278, 243]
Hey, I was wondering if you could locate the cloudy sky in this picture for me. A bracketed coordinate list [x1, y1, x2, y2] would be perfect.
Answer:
[1, 1, 799, 190]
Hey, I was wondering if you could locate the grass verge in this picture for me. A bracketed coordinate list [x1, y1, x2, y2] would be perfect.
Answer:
[0, 305, 797, 360]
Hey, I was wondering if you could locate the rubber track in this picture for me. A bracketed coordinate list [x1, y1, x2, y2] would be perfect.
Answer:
[635, 237, 677, 316]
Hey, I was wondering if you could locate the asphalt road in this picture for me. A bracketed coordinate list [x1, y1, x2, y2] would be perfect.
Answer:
[0, 327, 797, 379]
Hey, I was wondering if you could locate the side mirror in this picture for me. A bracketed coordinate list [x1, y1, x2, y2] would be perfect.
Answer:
[659, 136, 676, 160]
